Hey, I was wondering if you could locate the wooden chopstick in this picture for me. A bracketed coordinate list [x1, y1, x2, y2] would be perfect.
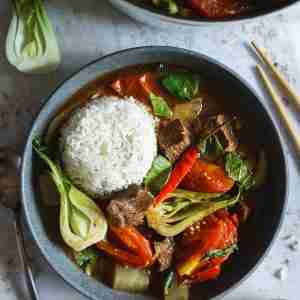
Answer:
[256, 64, 300, 156]
[251, 41, 300, 111]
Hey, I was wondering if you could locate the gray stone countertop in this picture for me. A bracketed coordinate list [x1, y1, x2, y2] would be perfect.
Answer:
[1, 1, 300, 299]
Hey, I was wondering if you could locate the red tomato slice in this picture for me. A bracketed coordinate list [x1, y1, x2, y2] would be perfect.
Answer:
[180, 159, 234, 193]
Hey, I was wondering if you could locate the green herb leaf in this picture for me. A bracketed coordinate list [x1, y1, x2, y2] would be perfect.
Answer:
[225, 152, 255, 191]
[6, 0, 61, 74]
[74, 247, 98, 269]
[149, 93, 173, 118]
[74, 247, 98, 276]
[164, 270, 176, 295]
[151, 0, 179, 14]
[162, 72, 200, 101]
[206, 244, 238, 259]
[199, 134, 224, 158]
[144, 155, 172, 194]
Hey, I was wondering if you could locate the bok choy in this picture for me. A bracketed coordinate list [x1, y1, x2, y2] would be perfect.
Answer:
[146, 189, 241, 237]
[33, 138, 107, 251]
[6, 0, 61, 74]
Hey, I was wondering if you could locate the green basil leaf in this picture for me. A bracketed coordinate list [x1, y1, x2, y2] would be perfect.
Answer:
[199, 134, 224, 157]
[162, 72, 200, 101]
[225, 152, 254, 190]
[149, 93, 173, 118]
[206, 244, 238, 259]
[145, 155, 172, 194]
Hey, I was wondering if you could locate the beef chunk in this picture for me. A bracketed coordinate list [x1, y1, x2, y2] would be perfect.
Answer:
[106, 186, 152, 227]
[154, 238, 175, 272]
[158, 119, 191, 162]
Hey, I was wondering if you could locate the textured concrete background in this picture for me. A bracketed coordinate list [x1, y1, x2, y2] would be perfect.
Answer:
[0, 1, 300, 299]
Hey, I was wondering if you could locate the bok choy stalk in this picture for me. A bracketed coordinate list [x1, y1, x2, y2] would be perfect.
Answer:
[6, 0, 61, 74]
[146, 189, 241, 237]
[33, 138, 107, 251]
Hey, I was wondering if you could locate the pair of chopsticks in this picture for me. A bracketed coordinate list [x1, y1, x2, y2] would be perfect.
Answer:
[250, 41, 300, 155]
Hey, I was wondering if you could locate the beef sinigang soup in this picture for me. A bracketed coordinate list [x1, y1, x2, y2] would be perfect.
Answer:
[33, 64, 268, 300]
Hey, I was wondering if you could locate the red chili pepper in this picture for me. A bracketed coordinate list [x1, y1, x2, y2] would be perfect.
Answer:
[97, 226, 154, 268]
[153, 146, 199, 206]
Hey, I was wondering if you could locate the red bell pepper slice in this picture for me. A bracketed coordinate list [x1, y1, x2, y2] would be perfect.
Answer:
[97, 226, 154, 268]
[96, 241, 146, 267]
[188, 265, 221, 283]
[180, 159, 234, 193]
[153, 146, 199, 206]
[177, 212, 238, 278]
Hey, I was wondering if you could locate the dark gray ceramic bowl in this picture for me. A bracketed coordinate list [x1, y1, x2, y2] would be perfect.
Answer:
[21, 47, 288, 300]
[109, 0, 299, 28]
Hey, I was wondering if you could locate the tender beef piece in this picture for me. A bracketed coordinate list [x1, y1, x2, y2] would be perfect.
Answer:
[106, 186, 152, 227]
[154, 238, 175, 272]
[193, 114, 238, 152]
[158, 119, 191, 163]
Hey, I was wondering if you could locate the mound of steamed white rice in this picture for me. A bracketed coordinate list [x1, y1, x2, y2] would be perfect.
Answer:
[60, 96, 157, 196]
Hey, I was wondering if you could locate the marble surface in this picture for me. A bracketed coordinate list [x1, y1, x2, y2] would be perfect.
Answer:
[1, 1, 300, 299]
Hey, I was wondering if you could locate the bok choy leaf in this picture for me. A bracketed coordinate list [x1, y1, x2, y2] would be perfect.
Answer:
[33, 137, 107, 251]
[6, 0, 61, 74]
[146, 189, 240, 237]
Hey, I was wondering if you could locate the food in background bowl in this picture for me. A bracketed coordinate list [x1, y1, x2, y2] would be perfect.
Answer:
[33, 62, 269, 299]
[143, 0, 291, 18]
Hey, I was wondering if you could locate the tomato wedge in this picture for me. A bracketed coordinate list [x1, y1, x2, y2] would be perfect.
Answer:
[111, 72, 167, 105]
[188, 0, 250, 18]
[180, 159, 234, 193]
[176, 212, 238, 281]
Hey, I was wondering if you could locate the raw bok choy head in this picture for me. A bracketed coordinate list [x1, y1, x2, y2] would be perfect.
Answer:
[6, 0, 61, 74]
[33, 138, 107, 252]
[146, 189, 241, 237]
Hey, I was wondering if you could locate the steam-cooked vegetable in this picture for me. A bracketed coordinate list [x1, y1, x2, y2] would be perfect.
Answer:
[147, 189, 241, 237]
[170, 189, 223, 202]
[163, 271, 189, 300]
[33, 138, 107, 251]
[144, 155, 172, 195]
[6, 0, 61, 74]
[74, 247, 99, 276]
[110, 263, 150, 292]
[173, 98, 203, 125]
[150, 93, 173, 118]
[152, 0, 179, 14]
[162, 72, 200, 101]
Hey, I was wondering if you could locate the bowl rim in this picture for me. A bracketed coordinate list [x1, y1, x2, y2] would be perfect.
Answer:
[110, 0, 300, 25]
[21, 46, 289, 300]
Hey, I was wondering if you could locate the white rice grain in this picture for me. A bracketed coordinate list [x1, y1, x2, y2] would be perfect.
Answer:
[60, 96, 157, 196]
